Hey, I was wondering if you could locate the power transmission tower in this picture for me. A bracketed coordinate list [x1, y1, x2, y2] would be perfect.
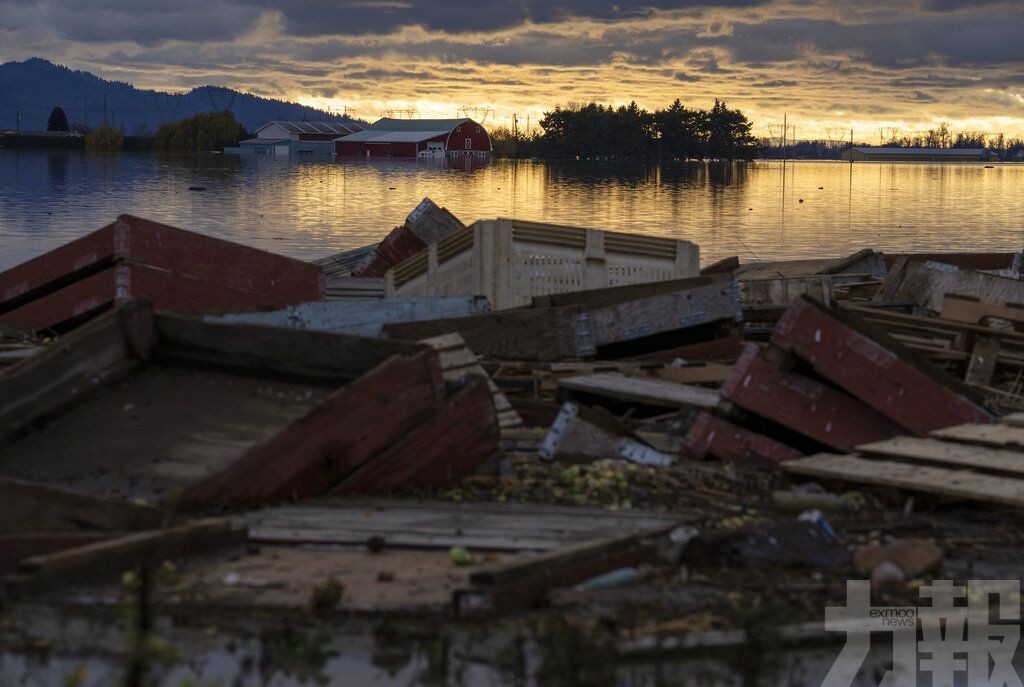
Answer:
[381, 109, 417, 119]
[877, 127, 900, 145]
[457, 106, 494, 124]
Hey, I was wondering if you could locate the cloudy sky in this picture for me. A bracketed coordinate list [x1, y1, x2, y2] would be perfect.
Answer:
[2, 0, 1023, 138]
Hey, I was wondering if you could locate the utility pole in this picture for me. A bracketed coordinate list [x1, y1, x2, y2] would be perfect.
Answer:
[16, 110, 20, 132]
[103, 94, 107, 125]
[782, 113, 787, 162]
[84, 93, 88, 129]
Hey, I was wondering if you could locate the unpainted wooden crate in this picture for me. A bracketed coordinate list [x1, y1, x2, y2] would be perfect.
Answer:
[385, 218, 699, 310]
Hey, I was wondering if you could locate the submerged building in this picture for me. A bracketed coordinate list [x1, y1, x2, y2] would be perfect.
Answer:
[227, 121, 364, 156]
[841, 147, 988, 162]
[335, 118, 492, 159]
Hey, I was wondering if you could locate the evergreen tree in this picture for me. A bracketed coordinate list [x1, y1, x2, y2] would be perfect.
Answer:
[46, 106, 70, 132]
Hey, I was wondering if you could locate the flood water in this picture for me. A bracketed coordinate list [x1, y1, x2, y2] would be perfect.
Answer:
[1, 150, 1022, 271]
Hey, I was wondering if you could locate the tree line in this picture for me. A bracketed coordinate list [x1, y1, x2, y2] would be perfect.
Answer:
[491, 99, 759, 161]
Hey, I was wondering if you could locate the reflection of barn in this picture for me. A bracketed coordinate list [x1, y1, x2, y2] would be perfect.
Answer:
[335, 118, 492, 158]
[841, 147, 987, 162]
[226, 121, 364, 156]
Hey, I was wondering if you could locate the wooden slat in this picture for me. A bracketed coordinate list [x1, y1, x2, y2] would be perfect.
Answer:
[774, 296, 992, 434]
[782, 454, 1024, 507]
[558, 373, 719, 411]
[0, 477, 167, 534]
[421, 333, 522, 429]
[931, 423, 1024, 451]
[156, 313, 426, 384]
[0, 302, 145, 445]
[942, 294, 1024, 329]
[12, 518, 245, 592]
[243, 499, 681, 552]
[857, 436, 1024, 477]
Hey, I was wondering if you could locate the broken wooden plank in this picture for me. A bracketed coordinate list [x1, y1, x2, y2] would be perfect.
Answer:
[244, 498, 682, 552]
[720, 343, 905, 451]
[646, 362, 733, 386]
[156, 312, 427, 384]
[682, 411, 802, 463]
[0, 477, 167, 534]
[857, 436, 1024, 477]
[931, 423, 1024, 452]
[455, 529, 670, 616]
[539, 402, 674, 466]
[203, 296, 492, 338]
[941, 294, 1024, 329]
[558, 373, 719, 412]
[0, 533, 117, 575]
[773, 296, 992, 435]
[11, 518, 245, 593]
[782, 454, 1024, 508]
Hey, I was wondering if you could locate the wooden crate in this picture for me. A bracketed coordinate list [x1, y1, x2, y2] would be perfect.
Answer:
[385, 218, 700, 310]
[384, 276, 740, 361]
[0, 300, 499, 511]
[0, 215, 323, 331]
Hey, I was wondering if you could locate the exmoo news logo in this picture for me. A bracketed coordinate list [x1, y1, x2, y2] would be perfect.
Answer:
[823, 579, 1023, 687]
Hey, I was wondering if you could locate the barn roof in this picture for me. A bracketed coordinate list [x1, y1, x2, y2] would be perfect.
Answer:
[336, 117, 478, 144]
[256, 121, 364, 135]
[368, 118, 472, 132]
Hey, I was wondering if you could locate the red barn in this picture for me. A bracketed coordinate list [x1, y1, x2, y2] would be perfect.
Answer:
[335, 117, 492, 159]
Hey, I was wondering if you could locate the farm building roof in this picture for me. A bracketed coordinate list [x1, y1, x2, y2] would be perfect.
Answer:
[852, 147, 985, 155]
[337, 118, 476, 143]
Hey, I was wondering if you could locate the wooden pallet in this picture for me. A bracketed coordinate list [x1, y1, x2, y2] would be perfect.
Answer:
[782, 419, 1024, 507]
[845, 303, 1024, 387]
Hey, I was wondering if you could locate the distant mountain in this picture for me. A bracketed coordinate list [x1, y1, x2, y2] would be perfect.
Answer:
[0, 58, 361, 135]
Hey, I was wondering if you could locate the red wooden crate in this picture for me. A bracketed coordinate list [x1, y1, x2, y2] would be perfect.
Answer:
[720, 343, 905, 451]
[772, 296, 992, 434]
[0, 215, 323, 313]
[1, 262, 316, 332]
[682, 411, 802, 464]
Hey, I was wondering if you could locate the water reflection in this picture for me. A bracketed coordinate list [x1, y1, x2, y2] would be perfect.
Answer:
[1, 151, 1022, 271]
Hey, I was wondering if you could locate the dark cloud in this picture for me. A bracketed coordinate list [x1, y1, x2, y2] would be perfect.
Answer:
[239, 0, 770, 36]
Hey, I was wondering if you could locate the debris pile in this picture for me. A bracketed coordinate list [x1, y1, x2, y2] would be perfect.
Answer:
[4, 201, 1024, 682]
